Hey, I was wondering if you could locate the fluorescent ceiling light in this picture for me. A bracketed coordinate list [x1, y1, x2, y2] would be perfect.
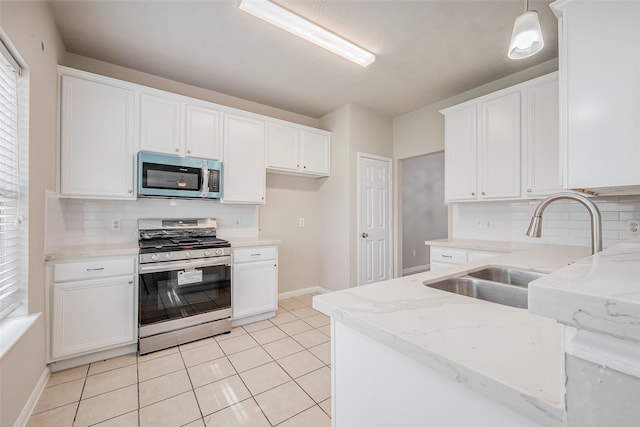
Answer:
[239, 0, 375, 67]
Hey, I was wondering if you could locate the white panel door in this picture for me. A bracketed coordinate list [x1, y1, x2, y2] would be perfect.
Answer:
[185, 104, 221, 160]
[358, 154, 392, 286]
[479, 92, 521, 199]
[139, 93, 182, 155]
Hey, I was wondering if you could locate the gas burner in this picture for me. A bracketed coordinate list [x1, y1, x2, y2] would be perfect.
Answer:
[138, 218, 230, 263]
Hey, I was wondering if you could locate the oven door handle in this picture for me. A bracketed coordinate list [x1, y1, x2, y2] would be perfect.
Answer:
[139, 257, 231, 274]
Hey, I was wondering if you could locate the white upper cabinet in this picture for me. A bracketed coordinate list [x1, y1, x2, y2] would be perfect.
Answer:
[266, 121, 330, 177]
[139, 93, 182, 155]
[522, 74, 562, 197]
[552, 0, 640, 194]
[139, 92, 222, 160]
[479, 91, 521, 199]
[444, 106, 478, 201]
[300, 129, 330, 176]
[266, 123, 299, 172]
[222, 114, 266, 204]
[442, 72, 560, 202]
[185, 104, 221, 160]
[59, 73, 135, 199]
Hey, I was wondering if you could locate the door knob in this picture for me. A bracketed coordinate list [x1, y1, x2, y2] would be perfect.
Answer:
[361, 232, 369, 238]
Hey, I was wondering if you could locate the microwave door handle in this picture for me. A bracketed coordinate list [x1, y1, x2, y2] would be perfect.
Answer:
[201, 166, 210, 198]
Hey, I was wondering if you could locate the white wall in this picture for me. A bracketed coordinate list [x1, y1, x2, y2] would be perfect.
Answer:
[0, 2, 64, 426]
[259, 174, 322, 294]
[318, 105, 351, 291]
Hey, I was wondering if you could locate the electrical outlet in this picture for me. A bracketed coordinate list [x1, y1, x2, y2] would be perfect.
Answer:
[627, 220, 639, 234]
[110, 218, 121, 231]
[235, 219, 240, 225]
[412, 250, 416, 257]
[298, 218, 305, 227]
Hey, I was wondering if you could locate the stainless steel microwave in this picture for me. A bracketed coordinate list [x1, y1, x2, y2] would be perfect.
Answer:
[137, 152, 222, 199]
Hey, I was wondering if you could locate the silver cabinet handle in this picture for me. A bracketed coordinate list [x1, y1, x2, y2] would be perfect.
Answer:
[250, 253, 261, 257]
[527, 189, 532, 193]
[128, 280, 134, 284]
[441, 255, 453, 259]
[86, 267, 104, 272]
[361, 232, 368, 238]
[471, 192, 476, 196]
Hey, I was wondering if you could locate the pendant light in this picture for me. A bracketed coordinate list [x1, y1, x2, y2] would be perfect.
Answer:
[508, 0, 544, 59]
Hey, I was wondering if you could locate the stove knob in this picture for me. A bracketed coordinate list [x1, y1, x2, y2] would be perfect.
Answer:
[215, 249, 224, 256]
[204, 250, 211, 257]
[151, 254, 160, 261]
[185, 251, 192, 258]
[165, 253, 172, 260]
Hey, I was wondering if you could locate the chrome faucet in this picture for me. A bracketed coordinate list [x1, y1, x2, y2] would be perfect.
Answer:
[526, 191, 602, 254]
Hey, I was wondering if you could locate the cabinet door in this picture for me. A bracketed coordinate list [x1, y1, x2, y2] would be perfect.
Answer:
[444, 106, 478, 201]
[185, 104, 221, 160]
[563, 1, 640, 191]
[266, 123, 299, 172]
[232, 260, 278, 319]
[523, 77, 562, 197]
[300, 130, 330, 176]
[222, 114, 266, 204]
[51, 276, 136, 359]
[60, 76, 135, 199]
[140, 93, 182, 155]
[479, 92, 521, 199]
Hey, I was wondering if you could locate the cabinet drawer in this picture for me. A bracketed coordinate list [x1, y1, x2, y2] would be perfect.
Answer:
[234, 247, 277, 263]
[430, 247, 468, 265]
[54, 257, 135, 282]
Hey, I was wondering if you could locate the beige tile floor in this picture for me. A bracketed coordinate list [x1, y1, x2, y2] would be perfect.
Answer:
[28, 293, 331, 427]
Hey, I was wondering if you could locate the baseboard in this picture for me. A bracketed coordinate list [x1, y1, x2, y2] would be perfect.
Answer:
[48, 344, 137, 373]
[402, 264, 429, 276]
[13, 366, 50, 427]
[278, 286, 331, 300]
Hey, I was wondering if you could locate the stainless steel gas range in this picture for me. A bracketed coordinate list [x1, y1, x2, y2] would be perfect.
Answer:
[137, 218, 231, 355]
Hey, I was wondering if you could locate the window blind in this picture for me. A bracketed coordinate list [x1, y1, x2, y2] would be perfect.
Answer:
[0, 40, 22, 320]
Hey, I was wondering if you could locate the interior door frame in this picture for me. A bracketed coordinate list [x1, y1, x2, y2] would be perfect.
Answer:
[356, 152, 394, 286]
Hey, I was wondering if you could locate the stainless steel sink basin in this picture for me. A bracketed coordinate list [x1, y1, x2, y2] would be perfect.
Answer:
[424, 266, 547, 309]
[466, 266, 546, 288]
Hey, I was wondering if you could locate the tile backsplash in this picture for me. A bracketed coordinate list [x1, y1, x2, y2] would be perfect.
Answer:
[45, 190, 259, 252]
[452, 195, 640, 249]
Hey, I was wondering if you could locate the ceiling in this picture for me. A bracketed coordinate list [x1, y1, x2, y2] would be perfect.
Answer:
[48, 0, 558, 119]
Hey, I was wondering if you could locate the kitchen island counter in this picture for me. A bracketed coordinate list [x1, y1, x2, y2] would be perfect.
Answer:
[313, 244, 591, 426]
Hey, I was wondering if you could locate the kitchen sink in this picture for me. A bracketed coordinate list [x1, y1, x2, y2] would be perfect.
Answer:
[466, 266, 547, 288]
[424, 266, 547, 309]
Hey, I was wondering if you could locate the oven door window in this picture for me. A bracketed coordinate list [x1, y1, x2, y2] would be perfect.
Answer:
[139, 264, 230, 326]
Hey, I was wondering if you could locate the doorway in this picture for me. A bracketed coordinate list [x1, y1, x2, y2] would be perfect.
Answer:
[401, 152, 447, 274]
[357, 153, 392, 286]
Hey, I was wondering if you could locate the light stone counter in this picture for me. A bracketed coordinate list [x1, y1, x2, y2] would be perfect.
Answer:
[529, 236, 640, 342]
[313, 244, 591, 426]
[45, 243, 139, 260]
[227, 237, 281, 248]
[425, 237, 537, 253]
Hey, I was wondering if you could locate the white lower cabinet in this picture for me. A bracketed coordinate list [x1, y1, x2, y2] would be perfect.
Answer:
[430, 246, 502, 270]
[48, 255, 137, 361]
[232, 246, 278, 321]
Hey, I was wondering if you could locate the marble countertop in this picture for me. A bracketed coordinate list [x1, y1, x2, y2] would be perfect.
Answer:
[425, 238, 536, 253]
[45, 243, 140, 260]
[313, 244, 591, 426]
[45, 236, 281, 260]
[227, 237, 281, 248]
[529, 236, 640, 342]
